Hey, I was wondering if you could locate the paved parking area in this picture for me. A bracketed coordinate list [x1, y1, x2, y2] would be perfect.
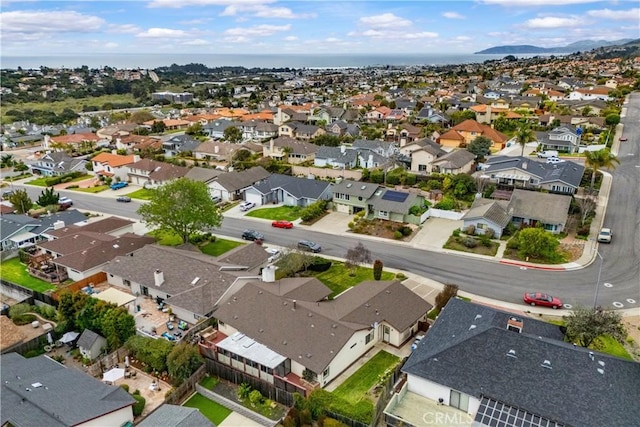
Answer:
[410, 217, 462, 251]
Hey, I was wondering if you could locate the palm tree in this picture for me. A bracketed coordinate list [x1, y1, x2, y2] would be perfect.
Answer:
[515, 123, 535, 156]
[1, 154, 15, 168]
[584, 148, 620, 191]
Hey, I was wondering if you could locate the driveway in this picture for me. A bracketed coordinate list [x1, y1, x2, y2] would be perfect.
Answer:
[411, 217, 462, 251]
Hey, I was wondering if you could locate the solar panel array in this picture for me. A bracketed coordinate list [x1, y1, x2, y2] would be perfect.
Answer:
[474, 397, 565, 427]
[381, 190, 409, 203]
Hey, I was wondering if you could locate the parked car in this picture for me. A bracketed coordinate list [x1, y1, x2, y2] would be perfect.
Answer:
[297, 240, 322, 253]
[537, 150, 559, 158]
[546, 157, 566, 164]
[523, 292, 563, 309]
[239, 201, 256, 212]
[272, 220, 294, 229]
[1, 190, 14, 200]
[110, 181, 129, 190]
[619, 136, 628, 142]
[211, 195, 222, 204]
[242, 229, 264, 242]
[597, 227, 612, 243]
[116, 196, 131, 203]
[58, 196, 73, 207]
[265, 247, 281, 262]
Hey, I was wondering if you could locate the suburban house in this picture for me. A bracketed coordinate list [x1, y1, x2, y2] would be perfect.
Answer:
[1, 352, 135, 427]
[184, 167, 224, 198]
[91, 152, 139, 182]
[126, 158, 189, 187]
[239, 120, 279, 141]
[162, 134, 201, 157]
[429, 149, 476, 174]
[470, 100, 522, 124]
[77, 329, 107, 361]
[263, 137, 318, 164]
[0, 210, 88, 252]
[567, 86, 612, 101]
[365, 106, 391, 123]
[278, 121, 325, 140]
[353, 139, 398, 158]
[400, 138, 447, 174]
[332, 180, 380, 215]
[414, 107, 449, 125]
[460, 199, 512, 239]
[273, 107, 309, 126]
[35, 220, 153, 281]
[206, 277, 431, 395]
[385, 298, 640, 427]
[42, 132, 102, 151]
[314, 145, 390, 170]
[138, 404, 214, 427]
[29, 152, 87, 177]
[243, 174, 332, 207]
[202, 120, 237, 139]
[115, 135, 162, 154]
[104, 243, 270, 323]
[208, 166, 271, 202]
[536, 126, 582, 154]
[480, 156, 585, 194]
[438, 120, 508, 151]
[143, 118, 190, 131]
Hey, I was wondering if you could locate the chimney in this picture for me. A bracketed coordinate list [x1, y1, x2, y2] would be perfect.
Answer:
[340, 145, 346, 154]
[154, 269, 164, 287]
[261, 266, 276, 283]
[133, 154, 140, 162]
[507, 316, 523, 333]
[270, 138, 274, 153]
[111, 149, 118, 155]
[522, 161, 527, 170]
[214, 145, 219, 154]
[53, 220, 65, 230]
[292, 300, 297, 310]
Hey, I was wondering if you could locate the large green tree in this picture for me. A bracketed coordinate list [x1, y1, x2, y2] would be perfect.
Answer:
[223, 126, 243, 143]
[37, 187, 60, 207]
[584, 148, 620, 191]
[137, 178, 223, 244]
[8, 189, 32, 214]
[565, 307, 627, 349]
[516, 228, 561, 261]
[515, 123, 535, 156]
[467, 136, 493, 159]
[167, 343, 203, 382]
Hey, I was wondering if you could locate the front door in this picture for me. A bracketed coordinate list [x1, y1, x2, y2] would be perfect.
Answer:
[141, 286, 149, 296]
[383, 325, 390, 343]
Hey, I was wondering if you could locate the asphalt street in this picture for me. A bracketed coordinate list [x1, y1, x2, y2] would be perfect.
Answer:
[8, 97, 639, 310]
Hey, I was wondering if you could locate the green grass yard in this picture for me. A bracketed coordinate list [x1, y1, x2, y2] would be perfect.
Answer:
[125, 188, 154, 200]
[71, 185, 109, 193]
[199, 239, 244, 257]
[245, 205, 301, 221]
[183, 393, 231, 425]
[148, 229, 183, 246]
[592, 335, 633, 360]
[333, 351, 400, 405]
[312, 261, 395, 298]
[0, 258, 56, 292]
[25, 174, 91, 187]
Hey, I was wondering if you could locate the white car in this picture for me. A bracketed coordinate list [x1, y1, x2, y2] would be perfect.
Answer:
[264, 247, 281, 263]
[546, 157, 566, 164]
[597, 228, 612, 243]
[239, 201, 256, 212]
[58, 196, 73, 206]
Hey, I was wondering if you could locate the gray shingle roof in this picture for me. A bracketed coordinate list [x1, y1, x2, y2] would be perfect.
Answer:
[368, 188, 420, 213]
[332, 180, 380, 199]
[462, 198, 511, 228]
[1, 353, 134, 427]
[431, 149, 475, 169]
[214, 166, 270, 192]
[483, 156, 585, 189]
[508, 189, 572, 223]
[184, 166, 223, 183]
[77, 329, 105, 349]
[138, 404, 214, 427]
[403, 299, 640, 427]
[1, 210, 88, 242]
[250, 174, 332, 200]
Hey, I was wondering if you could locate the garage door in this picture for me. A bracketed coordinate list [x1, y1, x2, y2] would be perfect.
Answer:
[336, 203, 350, 214]
[245, 192, 263, 206]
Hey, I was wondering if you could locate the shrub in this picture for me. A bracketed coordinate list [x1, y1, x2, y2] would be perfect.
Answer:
[238, 383, 252, 399]
[479, 234, 492, 247]
[249, 389, 263, 406]
[132, 394, 146, 416]
[484, 228, 495, 239]
[373, 259, 383, 280]
[466, 224, 476, 235]
[348, 221, 355, 229]
[324, 418, 349, 427]
[393, 230, 403, 239]
[426, 179, 442, 190]
[121, 384, 130, 392]
[463, 237, 478, 248]
[399, 225, 412, 236]
[435, 284, 459, 311]
[452, 229, 461, 237]
[282, 416, 297, 427]
[9, 303, 31, 319]
[299, 409, 313, 426]
[395, 272, 407, 280]
[434, 197, 455, 210]
[300, 199, 328, 222]
[307, 257, 332, 272]
[13, 314, 37, 326]
[506, 238, 520, 250]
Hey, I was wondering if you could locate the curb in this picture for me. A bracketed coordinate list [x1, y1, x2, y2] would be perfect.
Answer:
[498, 260, 566, 271]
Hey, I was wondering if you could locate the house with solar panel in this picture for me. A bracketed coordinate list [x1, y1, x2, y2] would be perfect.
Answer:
[332, 180, 428, 224]
[385, 298, 640, 427]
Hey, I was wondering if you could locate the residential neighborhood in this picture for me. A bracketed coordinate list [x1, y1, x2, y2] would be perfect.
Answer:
[1, 44, 639, 427]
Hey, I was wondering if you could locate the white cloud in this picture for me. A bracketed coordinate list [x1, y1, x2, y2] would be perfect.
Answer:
[221, 4, 314, 19]
[182, 39, 210, 45]
[108, 24, 141, 34]
[442, 12, 465, 19]
[524, 16, 582, 28]
[454, 36, 472, 41]
[325, 37, 341, 42]
[0, 10, 104, 33]
[357, 29, 437, 40]
[137, 28, 188, 38]
[284, 36, 298, 41]
[224, 24, 291, 37]
[586, 8, 640, 20]
[147, 0, 274, 9]
[359, 13, 412, 29]
[178, 18, 212, 25]
[104, 42, 119, 49]
[482, 0, 600, 5]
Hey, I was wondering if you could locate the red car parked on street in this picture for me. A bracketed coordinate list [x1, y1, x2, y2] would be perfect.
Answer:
[272, 220, 294, 229]
[523, 292, 563, 309]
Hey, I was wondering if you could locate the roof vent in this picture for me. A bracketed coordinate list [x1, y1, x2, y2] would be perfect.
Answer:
[306, 353, 312, 358]
[191, 277, 200, 285]
[474, 314, 482, 321]
[598, 360, 605, 367]
[469, 324, 477, 331]
[113, 244, 119, 249]
[597, 368, 605, 375]
[541, 360, 552, 369]
[332, 324, 337, 329]
[282, 340, 287, 345]
[307, 313, 313, 317]
[259, 328, 264, 333]
[346, 183, 352, 188]
[361, 185, 367, 190]
[507, 349, 517, 358]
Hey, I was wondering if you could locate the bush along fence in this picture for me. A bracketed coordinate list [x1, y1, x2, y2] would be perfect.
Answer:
[164, 364, 207, 405]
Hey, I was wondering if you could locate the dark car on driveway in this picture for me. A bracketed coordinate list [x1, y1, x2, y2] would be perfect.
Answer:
[523, 292, 563, 309]
[242, 229, 264, 242]
[297, 240, 321, 253]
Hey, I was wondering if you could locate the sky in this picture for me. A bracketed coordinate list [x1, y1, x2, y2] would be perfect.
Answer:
[0, 0, 638, 56]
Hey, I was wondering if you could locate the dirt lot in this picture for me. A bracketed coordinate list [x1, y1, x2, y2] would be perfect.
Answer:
[351, 218, 417, 241]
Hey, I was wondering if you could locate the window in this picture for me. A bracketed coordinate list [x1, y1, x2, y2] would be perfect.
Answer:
[323, 367, 330, 378]
[365, 330, 374, 344]
[123, 279, 131, 287]
[476, 223, 486, 229]
[418, 164, 427, 171]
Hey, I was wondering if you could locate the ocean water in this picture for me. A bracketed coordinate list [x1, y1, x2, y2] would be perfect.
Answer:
[0, 53, 531, 70]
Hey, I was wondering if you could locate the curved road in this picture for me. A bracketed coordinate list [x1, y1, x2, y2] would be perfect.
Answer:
[11, 96, 640, 309]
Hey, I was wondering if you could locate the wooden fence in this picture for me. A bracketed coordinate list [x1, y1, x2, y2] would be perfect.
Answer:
[52, 272, 107, 300]
[164, 364, 207, 405]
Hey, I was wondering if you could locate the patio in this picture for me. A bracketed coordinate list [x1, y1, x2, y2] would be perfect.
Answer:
[134, 296, 192, 342]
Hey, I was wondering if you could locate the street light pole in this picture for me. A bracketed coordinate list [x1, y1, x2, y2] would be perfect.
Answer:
[593, 250, 604, 309]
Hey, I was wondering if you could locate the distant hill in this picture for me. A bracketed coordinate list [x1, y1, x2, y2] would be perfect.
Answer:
[475, 39, 633, 54]
[592, 38, 640, 60]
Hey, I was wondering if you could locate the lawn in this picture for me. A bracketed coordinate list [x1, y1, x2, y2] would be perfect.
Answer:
[183, 393, 231, 425]
[199, 375, 219, 390]
[592, 335, 633, 360]
[333, 351, 400, 405]
[443, 235, 499, 257]
[311, 261, 395, 298]
[0, 258, 56, 292]
[25, 174, 91, 187]
[125, 188, 154, 200]
[4, 173, 32, 182]
[148, 229, 183, 246]
[199, 239, 244, 257]
[245, 205, 301, 221]
[71, 185, 109, 193]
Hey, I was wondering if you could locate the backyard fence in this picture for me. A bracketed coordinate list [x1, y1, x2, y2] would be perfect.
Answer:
[51, 272, 107, 301]
[164, 364, 207, 405]
[86, 347, 130, 378]
[0, 279, 58, 307]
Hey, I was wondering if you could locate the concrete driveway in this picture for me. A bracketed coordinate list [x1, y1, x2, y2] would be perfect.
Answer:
[411, 217, 462, 251]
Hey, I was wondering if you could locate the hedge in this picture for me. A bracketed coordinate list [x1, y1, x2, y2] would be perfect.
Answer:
[132, 394, 146, 416]
[44, 171, 84, 187]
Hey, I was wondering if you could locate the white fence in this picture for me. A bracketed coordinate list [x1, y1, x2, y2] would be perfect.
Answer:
[425, 208, 466, 220]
